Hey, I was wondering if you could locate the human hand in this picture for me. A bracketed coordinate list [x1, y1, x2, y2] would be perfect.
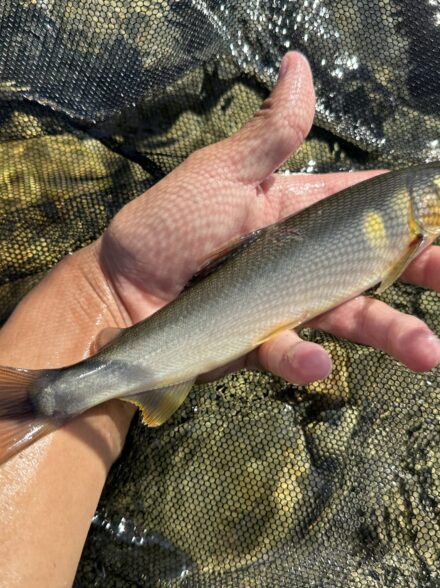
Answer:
[2, 51, 439, 456]
[1, 51, 440, 586]
[98, 51, 440, 387]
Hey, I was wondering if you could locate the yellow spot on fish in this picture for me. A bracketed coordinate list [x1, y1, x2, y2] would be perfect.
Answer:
[432, 175, 440, 189]
[362, 211, 388, 248]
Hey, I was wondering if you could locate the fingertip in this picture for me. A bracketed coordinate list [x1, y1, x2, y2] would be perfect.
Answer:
[286, 341, 333, 385]
[276, 51, 315, 121]
[277, 51, 310, 82]
[406, 333, 440, 372]
[259, 332, 332, 386]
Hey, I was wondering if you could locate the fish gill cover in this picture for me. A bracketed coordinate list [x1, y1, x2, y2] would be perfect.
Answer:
[0, 1, 438, 586]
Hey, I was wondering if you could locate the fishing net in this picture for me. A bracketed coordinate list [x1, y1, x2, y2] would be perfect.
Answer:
[0, 1, 439, 586]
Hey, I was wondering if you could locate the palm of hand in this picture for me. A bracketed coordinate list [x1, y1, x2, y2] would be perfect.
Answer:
[1, 51, 439, 390]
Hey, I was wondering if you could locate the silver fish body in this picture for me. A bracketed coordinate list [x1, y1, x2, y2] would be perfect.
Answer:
[35, 163, 440, 421]
[1, 163, 440, 462]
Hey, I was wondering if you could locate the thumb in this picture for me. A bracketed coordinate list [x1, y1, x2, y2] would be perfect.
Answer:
[219, 51, 315, 184]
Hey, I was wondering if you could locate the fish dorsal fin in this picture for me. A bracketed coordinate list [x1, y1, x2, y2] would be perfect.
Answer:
[188, 228, 266, 286]
[376, 234, 425, 294]
[91, 326, 125, 355]
[122, 379, 196, 426]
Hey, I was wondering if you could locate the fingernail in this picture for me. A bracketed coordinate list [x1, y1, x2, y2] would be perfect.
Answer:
[277, 55, 289, 81]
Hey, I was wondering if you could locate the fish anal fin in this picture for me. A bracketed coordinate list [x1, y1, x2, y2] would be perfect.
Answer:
[91, 326, 125, 355]
[122, 379, 196, 427]
[376, 234, 425, 295]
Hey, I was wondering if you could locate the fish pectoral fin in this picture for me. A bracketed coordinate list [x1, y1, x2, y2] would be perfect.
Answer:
[188, 222, 301, 288]
[187, 228, 266, 287]
[376, 234, 425, 295]
[91, 326, 125, 355]
[122, 379, 196, 427]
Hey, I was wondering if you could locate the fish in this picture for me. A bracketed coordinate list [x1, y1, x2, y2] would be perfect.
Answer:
[1, 163, 440, 464]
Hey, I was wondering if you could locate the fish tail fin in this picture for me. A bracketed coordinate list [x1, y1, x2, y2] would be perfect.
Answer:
[0, 366, 59, 464]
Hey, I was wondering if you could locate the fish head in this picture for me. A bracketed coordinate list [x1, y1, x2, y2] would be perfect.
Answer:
[412, 169, 440, 236]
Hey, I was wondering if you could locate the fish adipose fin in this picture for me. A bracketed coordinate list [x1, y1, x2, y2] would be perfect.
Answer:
[376, 234, 425, 294]
[122, 379, 196, 426]
[0, 366, 59, 464]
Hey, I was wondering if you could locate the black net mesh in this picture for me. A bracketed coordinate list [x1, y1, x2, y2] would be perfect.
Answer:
[0, 1, 439, 586]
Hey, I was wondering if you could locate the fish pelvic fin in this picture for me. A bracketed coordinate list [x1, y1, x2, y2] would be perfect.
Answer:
[254, 313, 310, 346]
[0, 366, 59, 465]
[122, 379, 196, 426]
